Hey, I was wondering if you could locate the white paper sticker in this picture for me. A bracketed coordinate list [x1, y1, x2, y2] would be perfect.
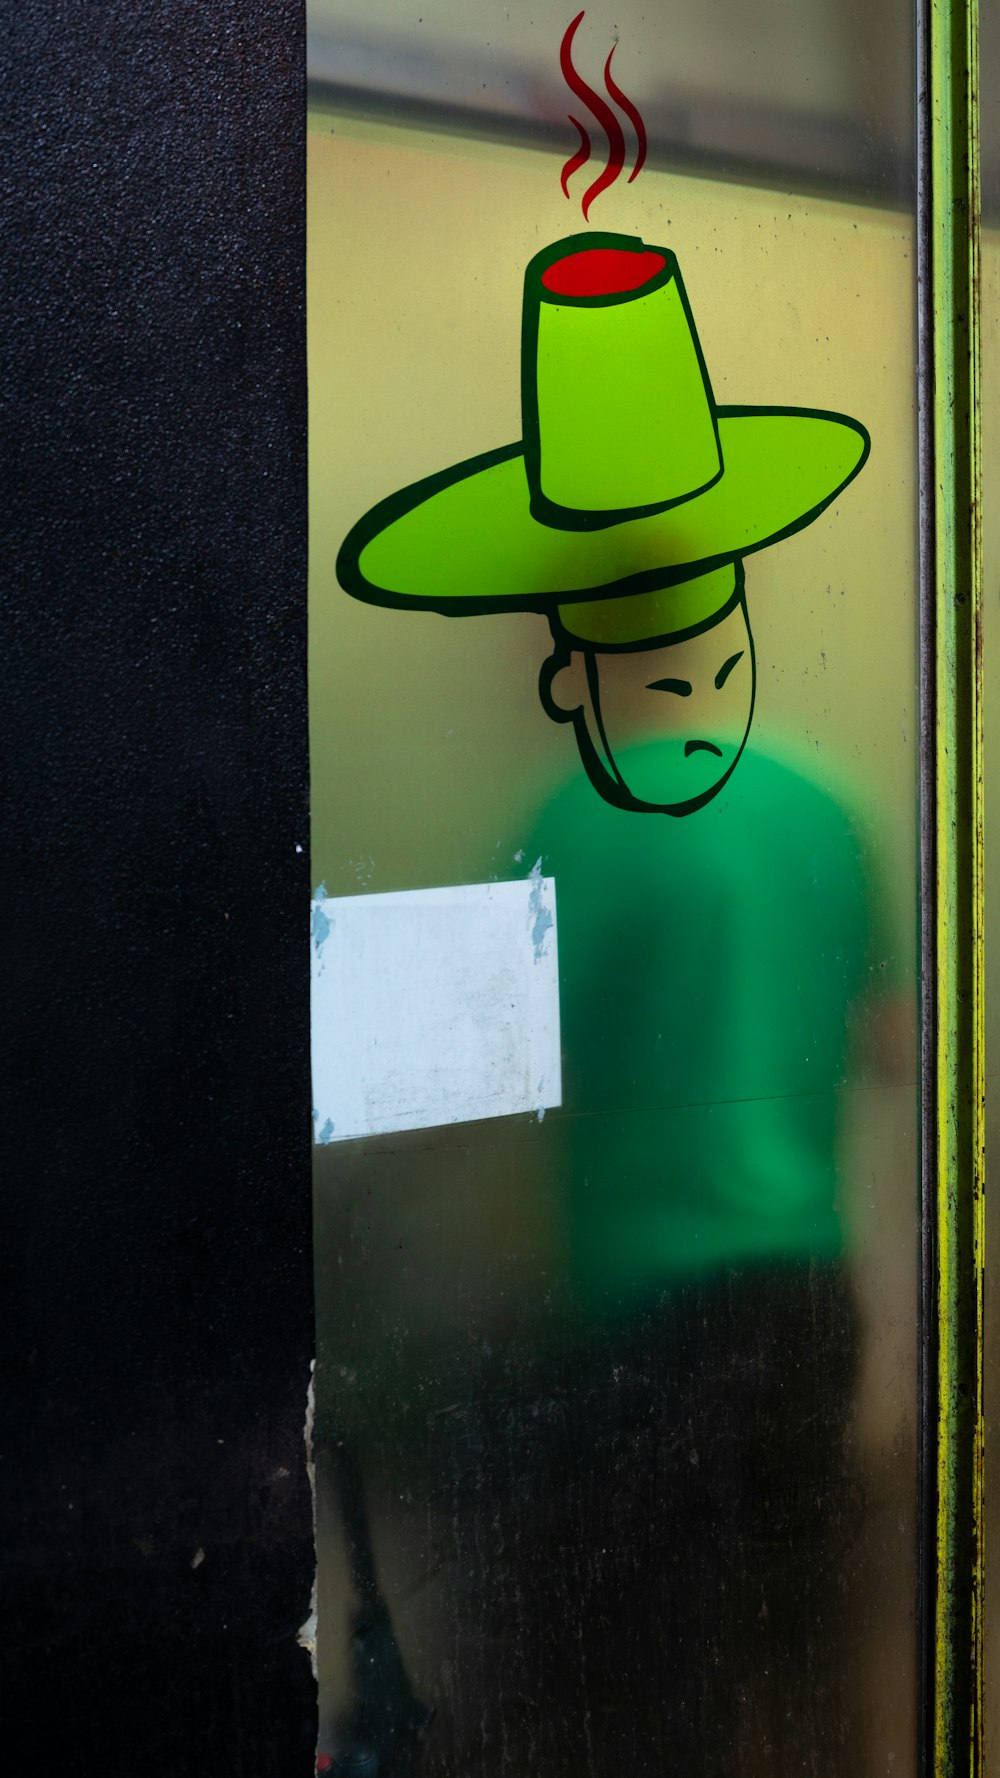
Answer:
[310, 873, 561, 1143]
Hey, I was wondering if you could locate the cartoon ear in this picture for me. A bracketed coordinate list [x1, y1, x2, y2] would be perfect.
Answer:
[539, 649, 587, 722]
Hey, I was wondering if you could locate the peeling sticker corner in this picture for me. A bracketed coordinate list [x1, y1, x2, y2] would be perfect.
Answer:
[311, 885, 333, 962]
[297, 1359, 318, 1679]
[527, 856, 554, 961]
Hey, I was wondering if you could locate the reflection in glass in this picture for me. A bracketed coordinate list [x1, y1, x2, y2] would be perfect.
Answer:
[309, 0, 918, 200]
[314, 727, 915, 1775]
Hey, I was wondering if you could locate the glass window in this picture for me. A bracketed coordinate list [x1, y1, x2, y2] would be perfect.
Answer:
[308, 6, 920, 1772]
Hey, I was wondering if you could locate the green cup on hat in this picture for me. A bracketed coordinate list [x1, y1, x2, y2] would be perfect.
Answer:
[337, 231, 869, 645]
[524, 236, 723, 525]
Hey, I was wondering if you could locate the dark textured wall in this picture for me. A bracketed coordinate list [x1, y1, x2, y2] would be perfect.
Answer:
[2, 4, 314, 1769]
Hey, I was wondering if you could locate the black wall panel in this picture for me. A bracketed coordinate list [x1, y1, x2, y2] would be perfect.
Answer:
[2, 4, 314, 1769]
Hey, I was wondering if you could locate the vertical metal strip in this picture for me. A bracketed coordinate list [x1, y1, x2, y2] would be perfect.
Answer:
[918, 2, 984, 1773]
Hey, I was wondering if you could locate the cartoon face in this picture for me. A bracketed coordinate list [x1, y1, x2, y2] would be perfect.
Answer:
[541, 596, 756, 815]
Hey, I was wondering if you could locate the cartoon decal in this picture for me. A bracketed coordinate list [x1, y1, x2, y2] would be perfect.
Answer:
[336, 28, 870, 818]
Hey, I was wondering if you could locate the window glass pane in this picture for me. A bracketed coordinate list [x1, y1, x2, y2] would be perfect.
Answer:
[308, 6, 919, 1772]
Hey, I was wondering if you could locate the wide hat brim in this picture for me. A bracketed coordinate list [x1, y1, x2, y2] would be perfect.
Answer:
[337, 405, 870, 618]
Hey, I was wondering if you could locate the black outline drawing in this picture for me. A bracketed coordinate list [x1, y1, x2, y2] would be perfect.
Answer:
[334, 231, 870, 816]
[538, 567, 757, 815]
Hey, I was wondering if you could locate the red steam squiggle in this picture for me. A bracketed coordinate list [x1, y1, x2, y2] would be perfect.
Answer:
[559, 11, 625, 221]
[603, 42, 647, 183]
[560, 115, 591, 199]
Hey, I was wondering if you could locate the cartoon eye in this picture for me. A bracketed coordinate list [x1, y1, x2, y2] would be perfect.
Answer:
[714, 651, 744, 689]
[646, 676, 692, 696]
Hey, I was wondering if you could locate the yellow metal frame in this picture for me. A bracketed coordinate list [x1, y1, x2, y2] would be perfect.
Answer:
[923, 2, 984, 1772]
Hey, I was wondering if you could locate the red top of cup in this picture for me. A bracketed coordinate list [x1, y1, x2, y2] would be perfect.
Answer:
[540, 247, 666, 298]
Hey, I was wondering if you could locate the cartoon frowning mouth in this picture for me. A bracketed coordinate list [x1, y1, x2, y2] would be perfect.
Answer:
[685, 739, 723, 758]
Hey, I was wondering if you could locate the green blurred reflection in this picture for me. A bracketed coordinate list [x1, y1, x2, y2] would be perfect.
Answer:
[534, 741, 895, 1311]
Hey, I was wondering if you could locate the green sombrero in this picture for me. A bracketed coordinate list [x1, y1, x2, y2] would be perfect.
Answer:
[336, 231, 870, 645]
